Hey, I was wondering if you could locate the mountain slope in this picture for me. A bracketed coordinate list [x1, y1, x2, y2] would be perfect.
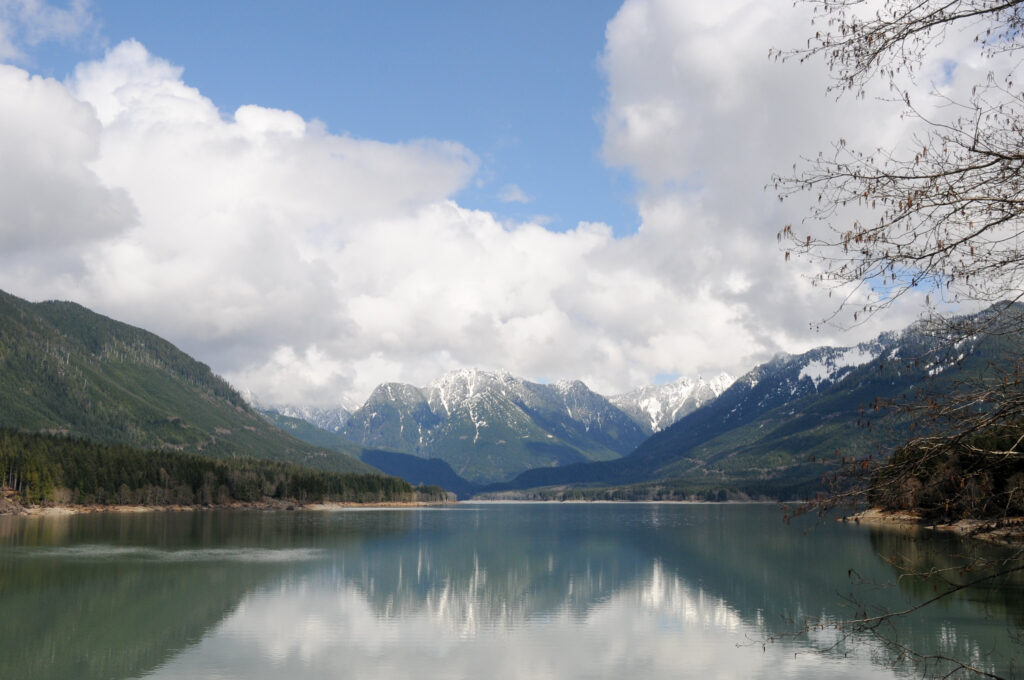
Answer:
[345, 382, 441, 453]
[258, 409, 366, 458]
[358, 449, 480, 499]
[0, 290, 376, 475]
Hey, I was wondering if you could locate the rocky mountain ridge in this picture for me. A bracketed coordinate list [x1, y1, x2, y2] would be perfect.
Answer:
[609, 373, 734, 434]
[339, 370, 649, 483]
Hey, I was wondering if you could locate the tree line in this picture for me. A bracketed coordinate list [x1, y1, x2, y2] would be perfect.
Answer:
[0, 429, 447, 507]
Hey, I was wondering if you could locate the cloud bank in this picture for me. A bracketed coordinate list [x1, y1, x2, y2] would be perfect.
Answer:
[0, 2, 951, 407]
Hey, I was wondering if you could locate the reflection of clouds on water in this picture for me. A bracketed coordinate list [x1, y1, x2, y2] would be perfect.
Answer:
[137, 561, 895, 680]
[4, 506, 1016, 680]
[13, 545, 324, 563]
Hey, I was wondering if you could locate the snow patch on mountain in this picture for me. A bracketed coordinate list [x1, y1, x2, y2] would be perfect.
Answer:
[610, 372, 735, 434]
[798, 346, 879, 388]
[425, 369, 514, 417]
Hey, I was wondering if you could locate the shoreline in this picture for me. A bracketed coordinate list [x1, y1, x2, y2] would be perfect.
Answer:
[463, 498, 781, 505]
[3, 497, 783, 515]
[843, 507, 1024, 546]
[0, 497, 454, 517]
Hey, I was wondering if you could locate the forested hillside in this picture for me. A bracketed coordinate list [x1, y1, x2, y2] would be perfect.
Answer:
[0, 429, 445, 507]
[0, 290, 375, 475]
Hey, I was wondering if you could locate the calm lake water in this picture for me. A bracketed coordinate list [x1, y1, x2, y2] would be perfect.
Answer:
[0, 502, 1021, 680]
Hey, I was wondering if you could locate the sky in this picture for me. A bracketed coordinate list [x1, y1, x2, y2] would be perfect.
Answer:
[0, 0, 970, 407]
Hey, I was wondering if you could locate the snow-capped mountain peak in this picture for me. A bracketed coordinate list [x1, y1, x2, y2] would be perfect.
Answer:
[610, 372, 736, 434]
[425, 369, 515, 416]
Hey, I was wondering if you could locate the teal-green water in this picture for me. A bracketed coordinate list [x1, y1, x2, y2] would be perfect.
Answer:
[0, 503, 1021, 679]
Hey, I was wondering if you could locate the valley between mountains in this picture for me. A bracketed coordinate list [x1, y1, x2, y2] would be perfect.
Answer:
[2, 288, 1019, 503]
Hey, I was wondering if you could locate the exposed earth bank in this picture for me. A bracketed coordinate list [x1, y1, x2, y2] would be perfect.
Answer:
[845, 507, 1024, 545]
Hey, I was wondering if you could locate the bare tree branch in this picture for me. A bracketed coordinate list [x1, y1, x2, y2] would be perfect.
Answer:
[775, 2, 1024, 676]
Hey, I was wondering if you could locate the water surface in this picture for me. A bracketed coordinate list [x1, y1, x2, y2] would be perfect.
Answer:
[1, 503, 1020, 679]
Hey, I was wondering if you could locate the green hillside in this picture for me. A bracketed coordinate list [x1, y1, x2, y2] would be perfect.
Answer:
[0, 290, 376, 475]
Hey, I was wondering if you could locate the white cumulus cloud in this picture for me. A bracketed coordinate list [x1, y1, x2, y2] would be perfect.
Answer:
[0, 0, 955, 408]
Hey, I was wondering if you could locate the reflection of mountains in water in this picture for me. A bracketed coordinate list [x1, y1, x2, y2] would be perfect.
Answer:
[2, 505, 1023, 680]
[319, 550, 743, 636]
[331, 505, 1024, 675]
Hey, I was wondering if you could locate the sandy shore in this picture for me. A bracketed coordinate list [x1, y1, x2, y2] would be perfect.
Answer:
[843, 507, 1024, 546]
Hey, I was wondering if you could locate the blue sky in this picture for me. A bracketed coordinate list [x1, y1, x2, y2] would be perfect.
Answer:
[28, 0, 638, 234]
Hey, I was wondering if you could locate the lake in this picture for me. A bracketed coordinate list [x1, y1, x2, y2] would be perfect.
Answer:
[0, 502, 1020, 679]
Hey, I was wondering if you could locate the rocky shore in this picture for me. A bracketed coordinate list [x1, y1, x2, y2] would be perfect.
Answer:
[844, 507, 1024, 545]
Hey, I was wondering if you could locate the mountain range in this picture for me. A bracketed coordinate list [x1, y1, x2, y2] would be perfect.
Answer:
[267, 404, 352, 434]
[495, 315, 1021, 498]
[265, 314, 1020, 497]
[341, 371, 645, 483]
[267, 370, 735, 485]
[4, 286, 1016, 502]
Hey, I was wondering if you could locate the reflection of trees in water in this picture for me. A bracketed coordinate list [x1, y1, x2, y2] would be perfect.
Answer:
[862, 527, 1024, 676]
[0, 508, 415, 550]
[640, 507, 1024, 677]
[869, 528, 1024, 623]
[0, 556, 275, 680]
